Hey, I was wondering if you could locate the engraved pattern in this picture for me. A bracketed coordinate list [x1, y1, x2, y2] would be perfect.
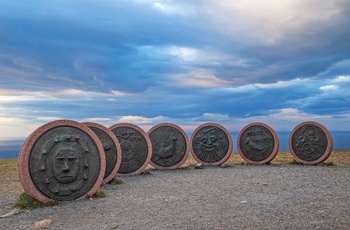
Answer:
[192, 126, 229, 163]
[29, 126, 101, 201]
[111, 126, 149, 174]
[149, 126, 187, 167]
[291, 124, 328, 161]
[239, 125, 274, 162]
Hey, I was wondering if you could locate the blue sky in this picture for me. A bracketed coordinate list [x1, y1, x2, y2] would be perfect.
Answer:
[0, 0, 350, 139]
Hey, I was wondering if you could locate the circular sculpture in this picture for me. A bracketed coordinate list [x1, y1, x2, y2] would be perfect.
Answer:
[109, 123, 152, 175]
[83, 122, 122, 184]
[237, 122, 279, 164]
[18, 120, 106, 203]
[289, 121, 333, 165]
[148, 123, 189, 169]
[190, 123, 233, 165]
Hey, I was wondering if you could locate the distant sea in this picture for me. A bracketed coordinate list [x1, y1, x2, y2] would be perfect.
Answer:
[0, 139, 25, 159]
[0, 131, 349, 159]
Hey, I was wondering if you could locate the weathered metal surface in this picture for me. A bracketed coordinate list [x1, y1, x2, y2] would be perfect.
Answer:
[109, 123, 152, 175]
[238, 122, 279, 164]
[289, 121, 333, 164]
[148, 123, 189, 169]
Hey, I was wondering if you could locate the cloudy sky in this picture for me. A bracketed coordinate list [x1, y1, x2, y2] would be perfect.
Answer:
[1, 0, 350, 139]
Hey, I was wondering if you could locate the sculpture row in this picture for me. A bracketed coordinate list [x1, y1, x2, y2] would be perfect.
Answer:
[17, 120, 333, 203]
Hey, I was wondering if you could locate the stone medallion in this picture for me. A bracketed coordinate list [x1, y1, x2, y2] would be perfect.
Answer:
[289, 121, 333, 165]
[148, 123, 189, 169]
[109, 123, 152, 175]
[237, 122, 279, 164]
[17, 120, 105, 203]
[190, 123, 233, 165]
[83, 122, 122, 184]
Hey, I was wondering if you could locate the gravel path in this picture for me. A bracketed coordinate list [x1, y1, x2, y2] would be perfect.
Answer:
[1, 164, 350, 230]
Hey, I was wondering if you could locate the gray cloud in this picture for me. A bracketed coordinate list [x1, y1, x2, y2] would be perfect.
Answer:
[0, 0, 350, 138]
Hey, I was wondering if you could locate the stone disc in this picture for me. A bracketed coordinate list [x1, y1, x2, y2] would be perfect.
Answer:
[190, 123, 233, 165]
[289, 121, 333, 165]
[83, 122, 122, 184]
[237, 122, 279, 164]
[109, 123, 152, 175]
[148, 123, 189, 169]
[17, 120, 106, 203]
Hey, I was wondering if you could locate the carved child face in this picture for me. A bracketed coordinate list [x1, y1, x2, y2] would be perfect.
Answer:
[193, 126, 228, 163]
[200, 129, 219, 152]
[53, 148, 79, 183]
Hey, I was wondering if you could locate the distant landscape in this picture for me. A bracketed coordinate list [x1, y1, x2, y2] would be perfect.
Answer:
[0, 139, 25, 159]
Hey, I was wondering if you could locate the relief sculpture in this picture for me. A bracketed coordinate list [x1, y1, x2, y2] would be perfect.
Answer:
[153, 132, 178, 162]
[110, 124, 151, 174]
[291, 124, 328, 161]
[148, 124, 189, 169]
[19, 120, 104, 203]
[37, 135, 89, 196]
[192, 125, 230, 164]
[238, 123, 278, 164]
[117, 129, 142, 163]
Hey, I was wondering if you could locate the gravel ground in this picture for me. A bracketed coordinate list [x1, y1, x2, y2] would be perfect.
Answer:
[1, 164, 350, 230]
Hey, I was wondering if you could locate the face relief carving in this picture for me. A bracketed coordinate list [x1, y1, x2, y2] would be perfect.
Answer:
[192, 126, 229, 163]
[53, 148, 79, 183]
[200, 131, 219, 152]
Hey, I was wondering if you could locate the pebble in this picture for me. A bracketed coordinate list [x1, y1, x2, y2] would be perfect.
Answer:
[34, 219, 53, 229]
